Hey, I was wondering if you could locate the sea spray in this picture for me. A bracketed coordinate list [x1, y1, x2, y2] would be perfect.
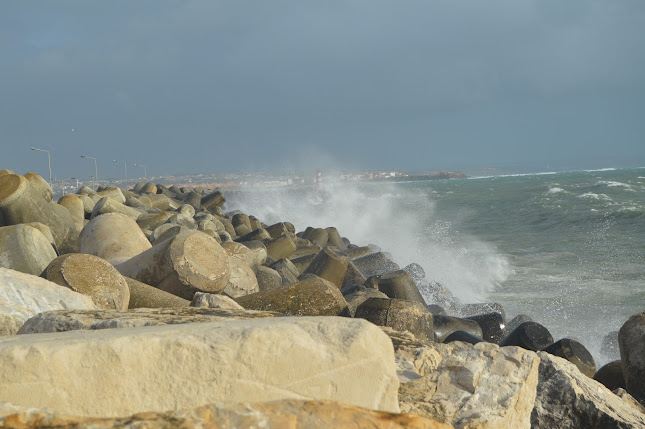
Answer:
[226, 179, 511, 304]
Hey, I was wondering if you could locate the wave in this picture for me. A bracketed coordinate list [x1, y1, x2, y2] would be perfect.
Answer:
[577, 192, 612, 200]
[583, 167, 617, 172]
[547, 187, 566, 195]
[469, 171, 558, 180]
[593, 181, 634, 191]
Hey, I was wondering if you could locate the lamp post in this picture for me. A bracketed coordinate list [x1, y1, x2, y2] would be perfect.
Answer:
[29, 147, 52, 187]
[133, 163, 147, 179]
[113, 160, 127, 187]
[81, 155, 98, 191]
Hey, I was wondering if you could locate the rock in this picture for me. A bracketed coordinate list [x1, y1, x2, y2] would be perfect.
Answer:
[16, 307, 283, 334]
[619, 311, 645, 402]
[341, 260, 368, 288]
[381, 327, 452, 383]
[79, 213, 152, 265]
[236, 276, 350, 317]
[222, 241, 260, 270]
[344, 245, 373, 260]
[0, 224, 57, 276]
[137, 211, 174, 231]
[506, 314, 533, 333]
[222, 256, 259, 298]
[23, 172, 52, 202]
[96, 186, 126, 203]
[444, 330, 486, 345]
[613, 388, 645, 415]
[291, 253, 317, 274]
[531, 351, 645, 428]
[344, 286, 389, 317]
[239, 240, 268, 267]
[255, 265, 283, 291]
[325, 226, 345, 249]
[190, 292, 244, 309]
[543, 338, 596, 378]
[0, 267, 95, 335]
[376, 269, 427, 305]
[400, 342, 540, 429]
[237, 227, 271, 242]
[464, 312, 507, 344]
[265, 222, 289, 238]
[0, 400, 451, 429]
[139, 182, 158, 194]
[270, 258, 299, 284]
[201, 189, 225, 211]
[91, 196, 142, 220]
[594, 360, 626, 391]
[264, 233, 296, 260]
[499, 321, 553, 351]
[433, 314, 483, 343]
[0, 174, 78, 253]
[355, 298, 434, 343]
[353, 252, 400, 277]
[2, 316, 400, 416]
[300, 247, 348, 288]
[125, 277, 190, 309]
[57, 194, 85, 231]
[116, 230, 232, 300]
[303, 227, 329, 247]
[43, 253, 130, 310]
[459, 302, 507, 320]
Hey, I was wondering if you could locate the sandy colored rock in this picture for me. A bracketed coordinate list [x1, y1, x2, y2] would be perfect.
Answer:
[0, 224, 57, 276]
[23, 172, 52, 202]
[57, 194, 85, 231]
[43, 253, 130, 310]
[125, 277, 190, 309]
[117, 229, 232, 300]
[400, 342, 539, 429]
[222, 256, 259, 298]
[0, 400, 452, 429]
[236, 276, 350, 316]
[190, 292, 244, 309]
[96, 186, 126, 203]
[301, 246, 349, 288]
[0, 268, 95, 335]
[17, 307, 283, 334]
[1, 316, 400, 417]
[531, 351, 645, 428]
[79, 213, 152, 265]
[91, 196, 142, 220]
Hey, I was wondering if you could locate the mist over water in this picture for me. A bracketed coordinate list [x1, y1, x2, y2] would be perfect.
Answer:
[227, 167, 645, 367]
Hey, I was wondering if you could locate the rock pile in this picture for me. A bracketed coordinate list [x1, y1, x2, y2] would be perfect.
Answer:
[1, 170, 645, 428]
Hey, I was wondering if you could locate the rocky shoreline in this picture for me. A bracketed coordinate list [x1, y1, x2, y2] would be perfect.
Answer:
[1, 168, 644, 428]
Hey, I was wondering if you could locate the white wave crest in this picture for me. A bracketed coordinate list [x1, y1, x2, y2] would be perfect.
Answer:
[594, 181, 634, 190]
[577, 192, 611, 200]
[547, 187, 566, 195]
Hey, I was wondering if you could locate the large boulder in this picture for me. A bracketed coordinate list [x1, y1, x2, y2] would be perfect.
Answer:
[300, 247, 348, 288]
[1, 317, 400, 416]
[0, 268, 95, 335]
[531, 351, 645, 428]
[0, 224, 57, 276]
[43, 253, 130, 310]
[618, 311, 645, 402]
[125, 277, 190, 309]
[116, 230, 231, 300]
[236, 276, 350, 317]
[79, 213, 152, 265]
[400, 342, 540, 429]
[355, 298, 434, 343]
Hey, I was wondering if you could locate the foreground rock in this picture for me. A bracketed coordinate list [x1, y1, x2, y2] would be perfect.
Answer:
[1, 317, 400, 416]
[0, 268, 95, 335]
[0, 224, 57, 276]
[0, 400, 452, 429]
[17, 307, 283, 334]
[531, 351, 645, 428]
[399, 341, 539, 429]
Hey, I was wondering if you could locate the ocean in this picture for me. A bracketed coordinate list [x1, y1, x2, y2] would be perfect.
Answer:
[229, 167, 645, 367]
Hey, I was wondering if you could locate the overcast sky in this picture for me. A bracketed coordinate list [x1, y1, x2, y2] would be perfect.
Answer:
[2, 1, 644, 180]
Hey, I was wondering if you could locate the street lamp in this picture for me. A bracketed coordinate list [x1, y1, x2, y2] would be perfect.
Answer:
[133, 163, 147, 179]
[81, 155, 98, 191]
[113, 160, 127, 186]
[30, 147, 52, 187]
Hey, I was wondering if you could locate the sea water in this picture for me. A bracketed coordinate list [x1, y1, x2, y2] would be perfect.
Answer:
[229, 167, 645, 366]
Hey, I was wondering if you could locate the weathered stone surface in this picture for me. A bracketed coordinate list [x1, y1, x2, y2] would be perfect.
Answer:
[125, 277, 190, 309]
[594, 360, 626, 391]
[79, 213, 152, 265]
[433, 314, 483, 343]
[236, 276, 350, 317]
[270, 258, 299, 285]
[353, 251, 400, 277]
[0, 224, 57, 276]
[2, 316, 400, 416]
[344, 286, 389, 317]
[264, 233, 296, 260]
[377, 270, 427, 305]
[17, 307, 283, 334]
[96, 186, 126, 204]
[341, 259, 368, 288]
[301, 247, 348, 288]
[619, 311, 645, 402]
[222, 256, 259, 298]
[57, 194, 85, 231]
[117, 230, 232, 300]
[303, 227, 329, 247]
[0, 400, 452, 429]
[543, 338, 596, 378]
[255, 265, 283, 291]
[0, 268, 95, 335]
[355, 298, 434, 343]
[91, 196, 142, 220]
[190, 292, 244, 309]
[23, 172, 52, 202]
[400, 342, 540, 429]
[43, 253, 130, 310]
[531, 351, 645, 428]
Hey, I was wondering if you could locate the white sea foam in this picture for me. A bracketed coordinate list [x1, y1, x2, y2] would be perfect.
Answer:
[228, 180, 511, 303]
[547, 187, 566, 195]
[594, 181, 634, 190]
[583, 167, 617, 172]
[577, 192, 611, 200]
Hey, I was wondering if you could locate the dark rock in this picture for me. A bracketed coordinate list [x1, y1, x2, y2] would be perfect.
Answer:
[443, 330, 486, 345]
[594, 360, 626, 391]
[352, 252, 400, 278]
[499, 321, 553, 351]
[354, 298, 434, 343]
[300, 247, 348, 288]
[433, 315, 483, 343]
[618, 311, 645, 402]
[464, 312, 507, 344]
[506, 314, 533, 333]
[543, 338, 596, 378]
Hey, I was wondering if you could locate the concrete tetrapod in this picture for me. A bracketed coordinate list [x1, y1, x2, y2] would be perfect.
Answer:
[618, 311, 645, 402]
[43, 253, 130, 310]
[0, 174, 78, 254]
[355, 298, 434, 343]
[116, 229, 232, 300]
[79, 213, 152, 265]
[0, 224, 57, 276]
[57, 194, 85, 232]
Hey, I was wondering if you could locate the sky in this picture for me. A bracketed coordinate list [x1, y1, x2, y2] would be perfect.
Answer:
[1, 0, 645, 181]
